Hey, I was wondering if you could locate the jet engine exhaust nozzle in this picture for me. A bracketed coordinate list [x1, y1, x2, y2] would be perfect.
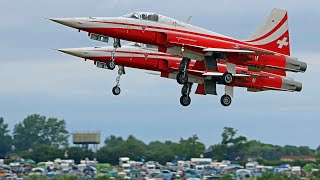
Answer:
[286, 57, 307, 73]
[282, 78, 302, 92]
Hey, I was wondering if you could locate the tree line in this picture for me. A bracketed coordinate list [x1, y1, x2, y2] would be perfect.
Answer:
[0, 114, 319, 165]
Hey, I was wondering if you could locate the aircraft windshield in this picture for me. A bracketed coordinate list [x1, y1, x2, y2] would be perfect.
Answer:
[123, 12, 159, 22]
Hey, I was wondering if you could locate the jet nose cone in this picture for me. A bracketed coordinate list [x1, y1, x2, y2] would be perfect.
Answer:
[57, 48, 85, 58]
[49, 18, 81, 29]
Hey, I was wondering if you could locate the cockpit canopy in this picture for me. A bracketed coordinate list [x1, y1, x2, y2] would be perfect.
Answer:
[122, 12, 185, 28]
[123, 12, 159, 22]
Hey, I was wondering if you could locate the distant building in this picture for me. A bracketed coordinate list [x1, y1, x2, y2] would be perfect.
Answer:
[72, 132, 101, 151]
[280, 155, 316, 162]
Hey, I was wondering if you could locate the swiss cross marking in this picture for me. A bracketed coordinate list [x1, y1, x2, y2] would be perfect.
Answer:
[277, 37, 289, 49]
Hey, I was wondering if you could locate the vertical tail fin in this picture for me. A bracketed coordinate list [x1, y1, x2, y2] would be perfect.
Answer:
[246, 8, 290, 56]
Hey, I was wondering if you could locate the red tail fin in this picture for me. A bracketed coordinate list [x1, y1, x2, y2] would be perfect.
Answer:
[246, 8, 290, 56]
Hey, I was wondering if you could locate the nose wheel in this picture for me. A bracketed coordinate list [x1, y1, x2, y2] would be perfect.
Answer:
[112, 86, 121, 95]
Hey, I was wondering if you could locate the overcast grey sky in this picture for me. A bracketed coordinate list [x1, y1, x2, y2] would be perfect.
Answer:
[0, 0, 319, 148]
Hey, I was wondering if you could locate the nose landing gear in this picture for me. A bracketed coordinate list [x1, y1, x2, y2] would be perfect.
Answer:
[112, 66, 125, 96]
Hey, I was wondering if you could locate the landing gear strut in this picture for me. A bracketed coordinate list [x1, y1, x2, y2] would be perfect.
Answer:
[108, 38, 121, 70]
[176, 57, 191, 84]
[112, 66, 125, 96]
[180, 83, 193, 106]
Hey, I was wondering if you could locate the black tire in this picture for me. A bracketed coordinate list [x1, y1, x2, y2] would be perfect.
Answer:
[222, 72, 233, 84]
[106, 60, 116, 70]
[220, 95, 232, 107]
[176, 72, 188, 85]
[180, 95, 191, 107]
[112, 86, 121, 95]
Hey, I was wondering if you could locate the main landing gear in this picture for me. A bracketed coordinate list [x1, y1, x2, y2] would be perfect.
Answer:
[176, 57, 191, 85]
[112, 66, 125, 96]
[219, 63, 235, 107]
[180, 82, 193, 106]
[175, 57, 193, 107]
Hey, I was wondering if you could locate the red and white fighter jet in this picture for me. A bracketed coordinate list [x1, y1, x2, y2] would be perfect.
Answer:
[51, 8, 306, 106]
[57, 43, 302, 107]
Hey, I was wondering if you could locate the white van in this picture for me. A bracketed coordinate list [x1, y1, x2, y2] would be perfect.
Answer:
[119, 157, 130, 167]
